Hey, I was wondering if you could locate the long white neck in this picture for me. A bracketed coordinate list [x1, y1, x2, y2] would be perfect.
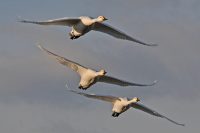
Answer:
[96, 71, 104, 76]
[129, 99, 137, 104]
[91, 18, 101, 23]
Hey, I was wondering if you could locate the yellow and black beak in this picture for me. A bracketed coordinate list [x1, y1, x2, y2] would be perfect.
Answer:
[103, 71, 107, 74]
[101, 16, 107, 21]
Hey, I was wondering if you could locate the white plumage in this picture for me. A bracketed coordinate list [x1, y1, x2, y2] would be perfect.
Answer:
[37, 45, 157, 90]
[19, 16, 157, 46]
[67, 87, 185, 126]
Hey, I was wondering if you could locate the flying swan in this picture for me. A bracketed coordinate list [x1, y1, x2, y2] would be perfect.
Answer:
[67, 87, 185, 126]
[19, 16, 157, 46]
[37, 45, 157, 90]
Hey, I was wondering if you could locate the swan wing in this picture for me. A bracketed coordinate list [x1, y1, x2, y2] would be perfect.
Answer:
[131, 102, 185, 126]
[37, 45, 87, 77]
[18, 17, 80, 27]
[98, 75, 157, 87]
[67, 88, 120, 104]
[93, 22, 157, 46]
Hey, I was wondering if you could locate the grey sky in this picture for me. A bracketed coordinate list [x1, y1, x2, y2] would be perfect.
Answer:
[0, 0, 200, 132]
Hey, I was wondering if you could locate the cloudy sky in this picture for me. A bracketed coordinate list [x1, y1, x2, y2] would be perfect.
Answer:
[1, 0, 200, 132]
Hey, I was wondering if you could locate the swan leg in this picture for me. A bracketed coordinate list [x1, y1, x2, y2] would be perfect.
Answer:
[69, 31, 80, 40]
[82, 87, 87, 90]
[112, 112, 115, 117]
[78, 85, 83, 89]
[70, 36, 80, 40]
[70, 36, 74, 40]
[69, 31, 76, 40]
[112, 112, 120, 117]
[116, 113, 120, 117]
[78, 85, 87, 90]
[74, 36, 80, 39]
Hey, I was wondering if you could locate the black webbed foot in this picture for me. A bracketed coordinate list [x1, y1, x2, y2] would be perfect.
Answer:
[70, 36, 74, 40]
[74, 36, 80, 39]
[70, 36, 80, 40]
[78, 86, 83, 89]
[112, 112, 120, 117]
[78, 86, 87, 90]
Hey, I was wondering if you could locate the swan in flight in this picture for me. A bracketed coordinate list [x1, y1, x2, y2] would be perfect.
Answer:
[19, 16, 157, 46]
[37, 45, 157, 90]
[67, 87, 185, 126]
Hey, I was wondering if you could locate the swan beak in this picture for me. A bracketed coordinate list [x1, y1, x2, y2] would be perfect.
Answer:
[104, 18, 108, 20]
[104, 71, 107, 74]
[136, 98, 140, 102]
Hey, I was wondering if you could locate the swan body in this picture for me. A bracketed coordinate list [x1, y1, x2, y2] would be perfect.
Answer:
[19, 16, 157, 46]
[69, 16, 102, 38]
[37, 45, 157, 90]
[67, 88, 185, 126]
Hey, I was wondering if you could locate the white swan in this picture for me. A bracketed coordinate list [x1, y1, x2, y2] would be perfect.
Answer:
[37, 45, 157, 90]
[19, 16, 157, 46]
[67, 87, 185, 126]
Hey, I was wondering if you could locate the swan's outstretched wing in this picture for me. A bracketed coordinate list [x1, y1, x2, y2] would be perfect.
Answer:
[18, 17, 80, 27]
[131, 102, 185, 126]
[67, 88, 120, 104]
[93, 22, 157, 46]
[37, 45, 88, 77]
[98, 75, 157, 87]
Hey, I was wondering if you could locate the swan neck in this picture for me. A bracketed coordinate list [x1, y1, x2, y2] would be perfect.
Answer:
[97, 71, 103, 76]
[130, 99, 136, 104]
[92, 18, 100, 23]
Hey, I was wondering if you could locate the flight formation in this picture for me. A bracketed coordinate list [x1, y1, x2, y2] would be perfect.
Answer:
[19, 15, 184, 126]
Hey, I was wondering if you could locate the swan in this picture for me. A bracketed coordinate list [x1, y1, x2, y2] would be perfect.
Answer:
[67, 87, 185, 126]
[37, 45, 157, 90]
[19, 16, 157, 46]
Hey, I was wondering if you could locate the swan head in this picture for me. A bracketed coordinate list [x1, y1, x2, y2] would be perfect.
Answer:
[100, 70, 107, 75]
[132, 97, 140, 102]
[98, 16, 108, 22]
